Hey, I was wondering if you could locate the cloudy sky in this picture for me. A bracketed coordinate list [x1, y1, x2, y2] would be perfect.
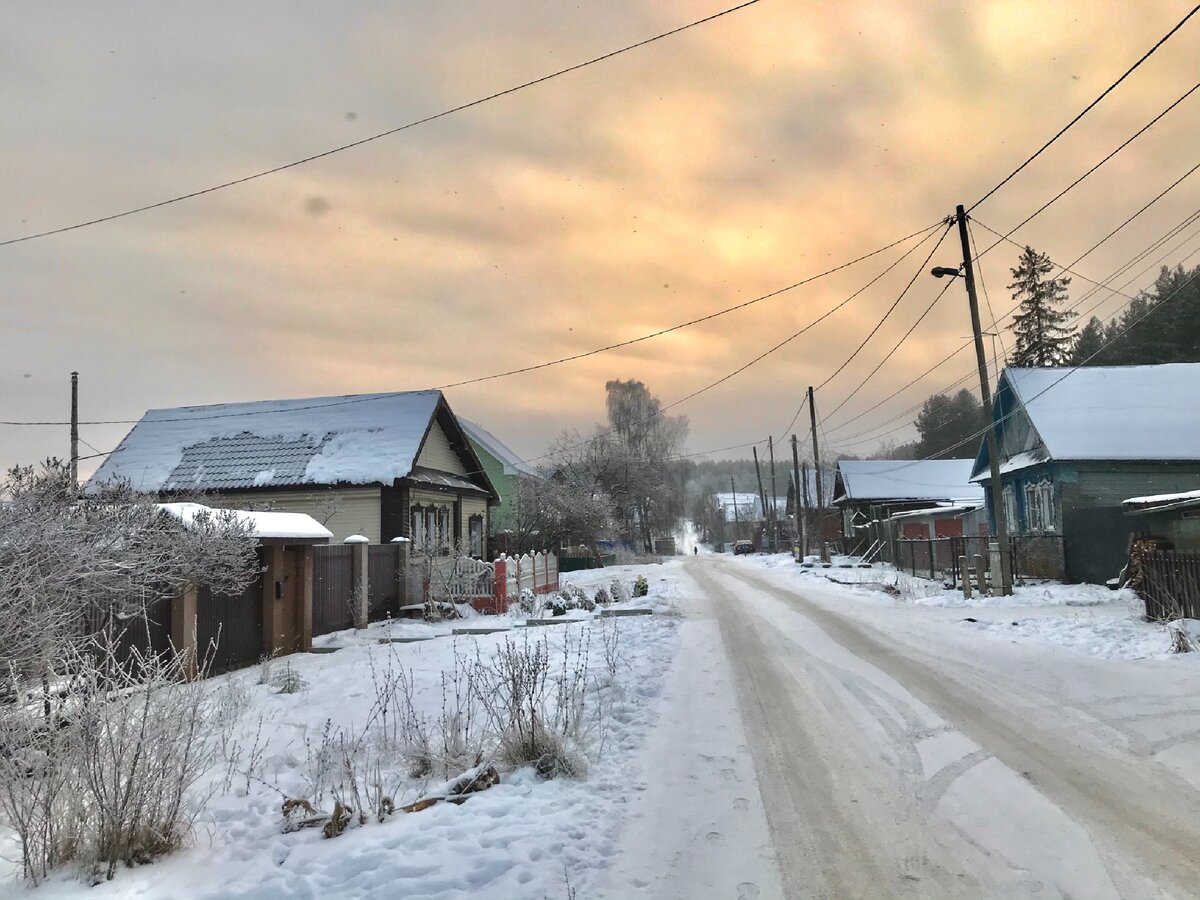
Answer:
[3, 0, 1198, 476]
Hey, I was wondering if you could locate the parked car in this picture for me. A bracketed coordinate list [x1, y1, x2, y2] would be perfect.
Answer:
[733, 540, 754, 555]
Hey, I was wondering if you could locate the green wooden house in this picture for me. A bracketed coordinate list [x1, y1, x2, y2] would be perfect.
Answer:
[459, 419, 538, 542]
[972, 364, 1200, 583]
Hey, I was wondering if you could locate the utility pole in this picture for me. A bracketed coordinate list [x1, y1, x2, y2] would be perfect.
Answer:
[800, 459, 811, 556]
[956, 204, 1012, 595]
[70, 371, 79, 486]
[767, 436, 779, 552]
[752, 446, 769, 551]
[791, 434, 804, 558]
[808, 386, 828, 561]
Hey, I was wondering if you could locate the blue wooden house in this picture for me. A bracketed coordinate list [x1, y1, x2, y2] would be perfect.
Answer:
[971, 364, 1200, 583]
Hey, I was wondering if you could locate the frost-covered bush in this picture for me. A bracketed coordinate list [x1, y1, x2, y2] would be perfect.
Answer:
[274, 661, 307, 694]
[592, 587, 610, 607]
[610, 579, 631, 604]
[0, 642, 237, 884]
[633, 575, 649, 598]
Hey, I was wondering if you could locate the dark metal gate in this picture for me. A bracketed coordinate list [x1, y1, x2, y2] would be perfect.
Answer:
[195, 575, 264, 673]
[313, 544, 354, 636]
[368, 544, 401, 620]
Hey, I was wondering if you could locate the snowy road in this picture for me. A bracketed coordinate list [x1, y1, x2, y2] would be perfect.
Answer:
[642, 555, 1200, 899]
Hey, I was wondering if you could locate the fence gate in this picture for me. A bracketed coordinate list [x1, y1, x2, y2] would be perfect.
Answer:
[1139, 550, 1200, 620]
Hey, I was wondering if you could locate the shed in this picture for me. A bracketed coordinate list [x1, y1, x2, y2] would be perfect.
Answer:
[832, 459, 983, 555]
[158, 503, 332, 674]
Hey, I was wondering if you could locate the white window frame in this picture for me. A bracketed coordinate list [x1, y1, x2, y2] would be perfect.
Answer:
[1002, 484, 1018, 532]
[1037, 480, 1055, 532]
[1024, 482, 1042, 532]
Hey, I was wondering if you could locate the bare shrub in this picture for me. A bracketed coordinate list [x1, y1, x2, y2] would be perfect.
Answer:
[0, 640, 237, 884]
[273, 661, 306, 695]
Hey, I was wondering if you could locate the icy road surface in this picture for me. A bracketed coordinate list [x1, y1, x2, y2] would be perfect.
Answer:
[611, 554, 1200, 899]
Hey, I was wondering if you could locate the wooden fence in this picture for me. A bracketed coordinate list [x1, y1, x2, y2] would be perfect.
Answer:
[1139, 550, 1200, 620]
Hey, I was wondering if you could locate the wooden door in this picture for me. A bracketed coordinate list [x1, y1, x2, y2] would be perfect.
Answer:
[266, 546, 305, 655]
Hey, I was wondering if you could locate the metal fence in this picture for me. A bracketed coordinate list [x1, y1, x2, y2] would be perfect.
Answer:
[368, 545, 401, 619]
[313, 544, 354, 636]
[1139, 550, 1200, 620]
[196, 575, 264, 673]
[895, 534, 1066, 585]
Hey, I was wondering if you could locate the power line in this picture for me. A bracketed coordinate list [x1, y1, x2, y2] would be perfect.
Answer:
[821, 278, 956, 424]
[861, 263, 1200, 475]
[1, 1, 764, 248]
[969, 3, 1200, 211]
[0, 222, 943, 427]
[826, 203, 1200, 449]
[824, 161, 1200, 444]
[974, 80, 1200, 261]
[814, 225, 953, 393]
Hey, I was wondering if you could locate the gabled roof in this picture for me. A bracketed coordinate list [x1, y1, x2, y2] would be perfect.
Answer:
[459, 419, 538, 477]
[834, 459, 984, 504]
[973, 364, 1200, 479]
[88, 390, 495, 497]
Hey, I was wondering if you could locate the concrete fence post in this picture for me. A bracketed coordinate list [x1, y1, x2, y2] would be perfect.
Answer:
[170, 580, 199, 680]
[974, 553, 987, 596]
[391, 537, 411, 614]
[960, 556, 972, 599]
[346, 535, 370, 628]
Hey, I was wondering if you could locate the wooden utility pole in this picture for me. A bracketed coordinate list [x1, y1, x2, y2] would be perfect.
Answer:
[767, 436, 779, 552]
[807, 386, 828, 561]
[791, 434, 804, 557]
[956, 204, 1012, 595]
[800, 459, 811, 556]
[70, 371, 79, 486]
[752, 447, 768, 550]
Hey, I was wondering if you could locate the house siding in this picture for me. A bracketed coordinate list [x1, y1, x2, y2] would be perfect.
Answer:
[207, 487, 382, 544]
[470, 441, 513, 532]
[417, 421, 468, 475]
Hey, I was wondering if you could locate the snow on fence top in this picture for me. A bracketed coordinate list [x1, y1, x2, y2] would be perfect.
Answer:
[87, 391, 443, 492]
[1006, 364, 1200, 462]
[835, 459, 984, 503]
[158, 502, 333, 540]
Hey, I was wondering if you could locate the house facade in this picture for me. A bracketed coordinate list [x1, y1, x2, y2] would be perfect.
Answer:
[88, 391, 499, 557]
[972, 365, 1200, 583]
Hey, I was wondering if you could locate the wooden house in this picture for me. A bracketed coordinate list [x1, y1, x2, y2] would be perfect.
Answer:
[459, 418, 538, 543]
[972, 364, 1200, 583]
[88, 391, 499, 557]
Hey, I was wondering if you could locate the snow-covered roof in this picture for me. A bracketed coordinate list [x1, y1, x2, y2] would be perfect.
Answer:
[888, 501, 984, 522]
[835, 459, 984, 504]
[1123, 487, 1200, 514]
[1003, 365, 1200, 463]
[88, 391, 446, 493]
[712, 492, 787, 522]
[158, 502, 333, 541]
[459, 419, 537, 477]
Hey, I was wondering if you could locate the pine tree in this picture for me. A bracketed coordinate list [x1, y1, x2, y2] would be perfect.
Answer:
[1069, 316, 1105, 365]
[1007, 246, 1075, 367]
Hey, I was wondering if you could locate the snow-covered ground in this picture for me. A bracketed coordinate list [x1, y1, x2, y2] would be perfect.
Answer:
[2, 567, 687, 899]
[10, 553, 1200, 897]
[750, 552, 1196, 661]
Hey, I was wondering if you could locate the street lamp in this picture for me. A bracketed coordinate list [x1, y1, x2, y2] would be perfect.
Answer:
[931, 205, 1013, 596]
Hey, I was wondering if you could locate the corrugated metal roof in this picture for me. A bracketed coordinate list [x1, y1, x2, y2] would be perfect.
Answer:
[835, 459, 984, 503]
[163, 432, 329, 490]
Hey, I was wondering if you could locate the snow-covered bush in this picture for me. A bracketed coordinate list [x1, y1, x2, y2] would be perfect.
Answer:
[633, 575, 649, 598]
[273, 661, 307, 695]
[0, 461, 257, 684]
[610, 579, 631, 604]
[592, 586, 610, 607]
